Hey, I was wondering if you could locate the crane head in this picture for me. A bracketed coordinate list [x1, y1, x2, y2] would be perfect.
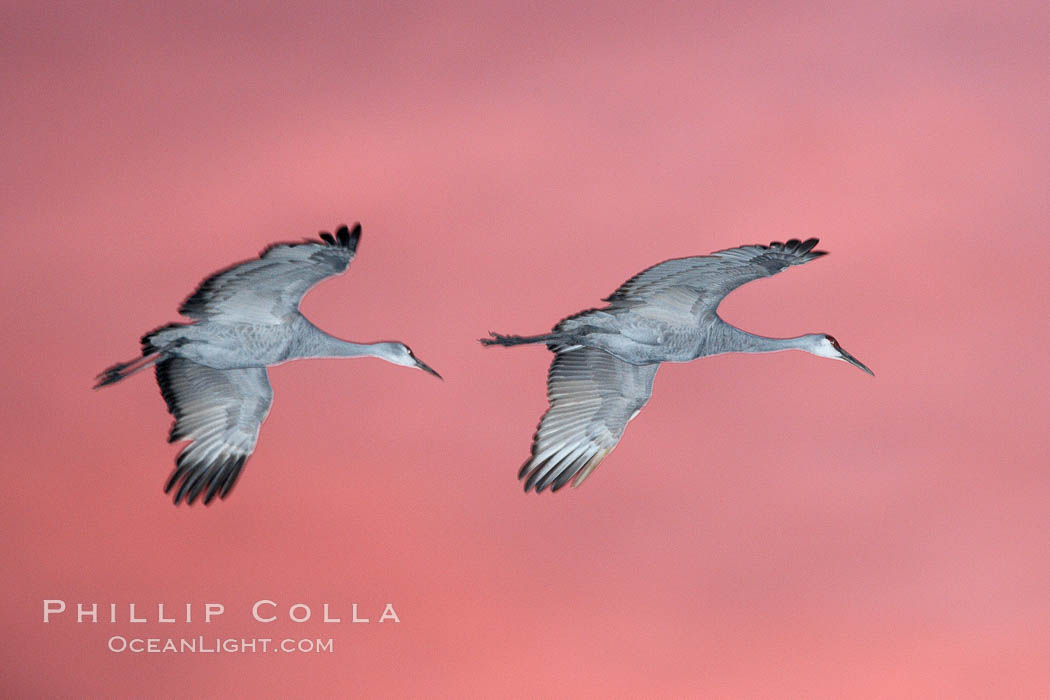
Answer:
[810, 334, 874, 376]
[381, 342, 443, 380]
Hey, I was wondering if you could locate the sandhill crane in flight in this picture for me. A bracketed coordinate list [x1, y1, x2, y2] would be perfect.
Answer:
[95, 223, 441, 505]
[481, 238, 872, 493]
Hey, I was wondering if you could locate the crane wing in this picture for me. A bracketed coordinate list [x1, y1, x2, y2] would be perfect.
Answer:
[155, 358, 273, 505]
[178, 223, 361, 324]
[604, 238, 827, 319]
[520, 347, 658, 492]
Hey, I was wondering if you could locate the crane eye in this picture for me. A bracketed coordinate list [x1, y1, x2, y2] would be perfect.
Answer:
[826, 335, 837, 345]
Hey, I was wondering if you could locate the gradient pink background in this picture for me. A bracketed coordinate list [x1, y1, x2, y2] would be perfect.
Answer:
[2, 1, 1046, 697]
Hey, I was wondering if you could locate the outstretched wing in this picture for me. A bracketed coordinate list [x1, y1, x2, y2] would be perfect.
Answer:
[178, 223, 361, 324]
[520, 347, 659, 493]
[155, 358, 273, 505]
[604, 238, 827, 319]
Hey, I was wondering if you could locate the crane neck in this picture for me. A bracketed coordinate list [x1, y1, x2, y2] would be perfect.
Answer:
[712, 320, 815, 356]
[309, 334, 390, 359]
[291, 322, 390, 360]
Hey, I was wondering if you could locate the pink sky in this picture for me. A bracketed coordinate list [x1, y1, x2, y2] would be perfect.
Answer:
[2, 1, 1046, 697]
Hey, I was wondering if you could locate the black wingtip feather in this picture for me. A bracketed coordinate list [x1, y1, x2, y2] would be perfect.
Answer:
[319, 231, 336, 245]
[155, 358, 181, 416]
[334, 222, 362, 252]
[187, 469, 211, 504]
[199, 456, 233, 504]
[165, 452, 248, 506]
[220, 457, 246, 499]
[768, 236, 826, 259]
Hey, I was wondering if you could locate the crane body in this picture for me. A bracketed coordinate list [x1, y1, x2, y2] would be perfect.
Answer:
[482, 237, 872, 493]
[96, 223, 440, 505]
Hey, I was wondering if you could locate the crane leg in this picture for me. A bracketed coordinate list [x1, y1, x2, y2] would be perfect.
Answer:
[94, 350, 161, 389]
[479, 331, 563, 347]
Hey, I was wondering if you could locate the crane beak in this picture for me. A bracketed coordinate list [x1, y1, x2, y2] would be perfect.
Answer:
[837, 347, 874, 376]
[414, 358, 443, 380]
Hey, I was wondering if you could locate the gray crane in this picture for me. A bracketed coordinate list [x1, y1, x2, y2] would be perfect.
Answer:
[95, 223, 441, 505]
[481, 237, 872, 493]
